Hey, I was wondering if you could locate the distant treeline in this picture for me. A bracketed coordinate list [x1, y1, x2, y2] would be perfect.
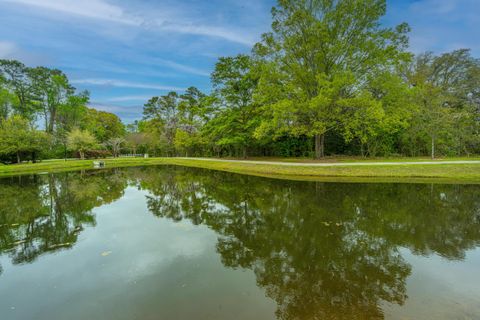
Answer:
[0, 59, 128, 162]
[1, 0, 480, 162]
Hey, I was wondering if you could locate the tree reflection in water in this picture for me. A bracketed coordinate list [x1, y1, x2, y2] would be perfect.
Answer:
[139, 166, 480, 320]
[0, 170, 127, 268]
[1, 166, 479, 319]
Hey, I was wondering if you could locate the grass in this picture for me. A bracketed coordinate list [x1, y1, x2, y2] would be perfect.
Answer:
[0, 157, 480, 183]
[220, 155, 480, 163]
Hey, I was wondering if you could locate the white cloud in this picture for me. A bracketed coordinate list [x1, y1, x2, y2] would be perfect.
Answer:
[1, 0, 140, 25]
[106, 95, 152, 102]
[71, 78, 185, 91]
[154, 59, 210, 77]
[1, 0, 255, 45]
[159, 23, 255, 46]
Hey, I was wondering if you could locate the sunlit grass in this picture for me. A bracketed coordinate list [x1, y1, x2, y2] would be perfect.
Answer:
[1, 157, 480, 183]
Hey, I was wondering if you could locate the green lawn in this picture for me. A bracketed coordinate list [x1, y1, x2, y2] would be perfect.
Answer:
[1, 157, 480, 183]
[221, 155, 480, 163]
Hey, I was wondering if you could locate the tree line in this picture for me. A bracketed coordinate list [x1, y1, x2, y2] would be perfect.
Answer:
[1, 0, 480, 162]
[0, 59, 127, 162]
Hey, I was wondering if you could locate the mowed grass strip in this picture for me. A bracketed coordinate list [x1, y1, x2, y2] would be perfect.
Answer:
[1, 157, 479, 183]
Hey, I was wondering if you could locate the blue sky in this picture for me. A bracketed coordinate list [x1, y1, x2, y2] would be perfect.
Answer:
[0, 0, 479, 123]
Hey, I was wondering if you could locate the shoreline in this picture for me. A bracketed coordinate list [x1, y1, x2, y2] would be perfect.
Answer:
[1, 157, 480, 183]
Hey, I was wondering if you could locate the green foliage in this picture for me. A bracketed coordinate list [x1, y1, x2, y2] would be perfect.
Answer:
[29, 66, 75, 133]
[252, 0, 410, 158]
[205, 55, 259, 158]
[82, 108, 125, 143]
[67, 128, 97, 159]
[0, 59, 39, 120]
[401, 49, 480, 158]
[104, 137, 125, 158]
[125, 132, 149, 154]
[1, 1, 480, 160]
[0, 115, 50, 163]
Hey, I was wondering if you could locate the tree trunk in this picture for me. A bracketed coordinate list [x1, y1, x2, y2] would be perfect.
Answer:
[314, 134, 325, 159]
[242, 146, 247, 159]
[431, 135, 435, 160]
[48, 109, 57, 133]
[79, 151, 85, 160]
[16, 151, 21, 164]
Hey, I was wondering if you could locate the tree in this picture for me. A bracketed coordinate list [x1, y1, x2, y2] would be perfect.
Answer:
[143, 92, 180, 155]
[126, 132, 148, 155]
[208, 55, 259, 158]
[0, 84, 16, 120]
[82, 108, 125, 143]
[55, 91, 90, 159]
[126, 120, 139, 133]
[0, 115, 50, 163]
[404, 50, 480, 158]
[253, 0, 410, 158]
[176, 87, 210, 156]
[29, 67, 74, 133]
[104, 137, 125, 158]
[0, 59, 39, 120]
[361, 71, 416, 156]
[67, 128, 97, 160]
[178, 87, 208, 130]
[137, 119, 169, 156]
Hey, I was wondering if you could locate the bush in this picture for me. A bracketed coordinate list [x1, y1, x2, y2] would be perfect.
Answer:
[84, 149, 111, 159]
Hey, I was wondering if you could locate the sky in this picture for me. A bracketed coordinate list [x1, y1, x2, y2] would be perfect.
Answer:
[0, 0, 479, 123]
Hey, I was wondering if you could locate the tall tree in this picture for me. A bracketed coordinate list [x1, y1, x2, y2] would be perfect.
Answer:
[207, 55, 259, 158]
[29, 67, 75, 133]
[254, 0, 410, 158]
[175, 87, 210, 156]
[143, 92, 180, 155]
[405, 50, 480, 158]
[0, 59, 39, 120]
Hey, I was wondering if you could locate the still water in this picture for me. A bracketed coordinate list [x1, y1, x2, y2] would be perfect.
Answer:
[0, 166, 479, 319]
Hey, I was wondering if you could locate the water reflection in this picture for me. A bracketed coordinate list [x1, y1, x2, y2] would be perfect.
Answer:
[0, 170, 127, 269]
[1, 166, 479, 319]
[138, 167, 480, 319]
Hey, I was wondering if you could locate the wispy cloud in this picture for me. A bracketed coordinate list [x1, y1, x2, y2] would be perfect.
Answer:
[71, 79, 185, 91]
[154, 59, 210, 77]
[1, 0, 255, 45]
[158, 23, 255, 46]
[106, 95, 153, 102]
[1, 0, 140, 25]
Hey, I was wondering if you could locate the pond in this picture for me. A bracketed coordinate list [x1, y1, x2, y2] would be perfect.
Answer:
[0, 166, 479, 319]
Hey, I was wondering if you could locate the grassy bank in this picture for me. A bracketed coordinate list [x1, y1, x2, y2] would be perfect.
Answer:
[1, 157, 480, 183]
[220, 156, 480, 163]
